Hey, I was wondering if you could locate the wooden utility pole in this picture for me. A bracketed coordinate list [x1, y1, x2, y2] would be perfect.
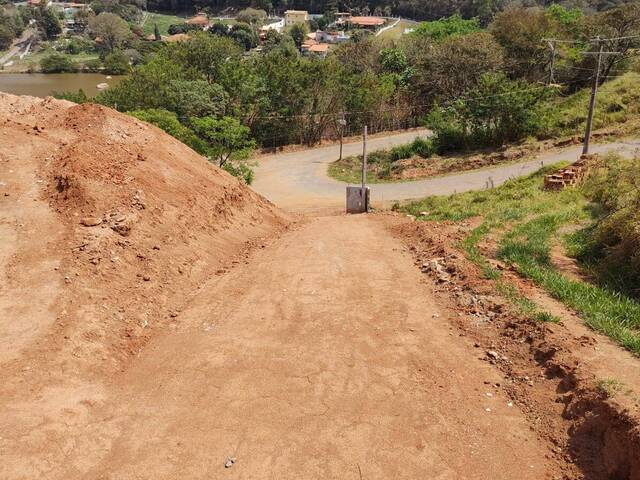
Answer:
[546, 39, 556, 86]
[338, 116, 346, 161]
[583, 37, 604, 155]
[361, 125, 368, 192]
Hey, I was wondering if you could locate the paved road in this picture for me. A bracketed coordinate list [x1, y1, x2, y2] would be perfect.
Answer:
[252, 132, 640, 211]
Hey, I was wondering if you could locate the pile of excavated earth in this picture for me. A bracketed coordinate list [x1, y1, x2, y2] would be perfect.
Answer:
[0, 94, 289, 476]
[1, 93, 640, 479]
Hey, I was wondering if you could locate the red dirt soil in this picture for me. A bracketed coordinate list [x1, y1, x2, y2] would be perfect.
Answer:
[2, 94, 640, 480]
[0, 94, 290, 476]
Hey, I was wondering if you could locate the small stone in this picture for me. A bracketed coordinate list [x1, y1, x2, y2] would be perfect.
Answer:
[143, 275, 151, 282]
[80, 217, 102, 227]
[487, 350, 499, 360]
[224, 457, 236, 468]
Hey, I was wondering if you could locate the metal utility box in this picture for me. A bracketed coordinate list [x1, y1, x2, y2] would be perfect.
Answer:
[346, 186, 370, 214]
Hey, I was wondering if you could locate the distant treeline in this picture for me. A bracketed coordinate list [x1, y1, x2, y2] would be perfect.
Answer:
[148, 0, 634, 22]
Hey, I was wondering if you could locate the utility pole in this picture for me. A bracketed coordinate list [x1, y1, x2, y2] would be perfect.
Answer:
[338, 115, 346, 161]
[361, 125, 368, 192]
[582, 37, 604, 155]
[546, 39, 556, 86]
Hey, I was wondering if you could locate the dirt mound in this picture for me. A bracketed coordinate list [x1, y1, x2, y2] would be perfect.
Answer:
[0, 93, 290, 374]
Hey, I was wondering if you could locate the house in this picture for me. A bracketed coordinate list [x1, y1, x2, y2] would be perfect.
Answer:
[307, 30, 349, 44]
[307, 43, 329, 57]
[186, 14, 209, 28]
[259, 18, 284, 39]
[284, 10, 308, 26]
[348, 16, 385, 29]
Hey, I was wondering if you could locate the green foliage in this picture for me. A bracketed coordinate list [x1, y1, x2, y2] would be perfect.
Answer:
[403, 165, 640, 354]
[64, 36, 96, 55]
[579, 154, 640, 297]
[165, 79, 228, 118]
[40, 53, 78, 73]
[103, 50, 131, 74]
[189, 116, 256, 168]
[0, 24, 13, 50]
[35, 5, 62, 40]
[236, 8, 266, 25]
[88, 12, 131, 52]
[52, 89, 89, 103]
[427, 73, 552, 151]
[288, 22, 308, 47]
[128, 108, 206, 153]
[390, 137, 434, 161]
[90, 0, 141, 22]
[412, 14, 481, 41]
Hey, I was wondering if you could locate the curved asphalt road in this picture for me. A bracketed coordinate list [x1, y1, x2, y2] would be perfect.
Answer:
[252, 130, 640, 211]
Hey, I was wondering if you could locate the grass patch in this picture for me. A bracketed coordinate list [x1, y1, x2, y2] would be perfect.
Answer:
[143, 12, 189, 36]
[548, 71, 640, 137]
[402, 162, 640, 354]
[328, 137, 435, 184]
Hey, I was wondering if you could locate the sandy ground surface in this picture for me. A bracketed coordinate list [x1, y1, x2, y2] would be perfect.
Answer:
[2, 214, 558, 479]
[252, 135, 640, 211]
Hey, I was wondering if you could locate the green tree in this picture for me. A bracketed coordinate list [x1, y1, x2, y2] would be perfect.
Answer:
[128, 108, 206, 153]
[103, 50, 131, 74]
[411, 14, 481, 41]
[165, 79, 228, 118]
[40, 53, 78, 73]
[289, 22, 308, 47]
[36, 6, 62, 40]
[88, 12, 131, 52]
[0, 24, 13, 50]
[190, 116, 256, 168]
[490, 7, 558, 81]
[236, 8, 267, 26]
[427, 73, 552, 151]
[189, 116, 256, 184]
[162, 32, 242, 83]
[411, 31, 505, 101]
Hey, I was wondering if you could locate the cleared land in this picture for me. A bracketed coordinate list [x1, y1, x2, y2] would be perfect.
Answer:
[1, 95, 639, 479]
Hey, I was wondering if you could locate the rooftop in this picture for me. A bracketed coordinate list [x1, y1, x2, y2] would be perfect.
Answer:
[349, 16, 385, 26]
[186, 15, 209, 25]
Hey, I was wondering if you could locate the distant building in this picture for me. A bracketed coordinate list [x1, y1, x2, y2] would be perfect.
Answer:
[259, 18, 284, 37]
[306, 30, 349, 44]
[348, 16, 385, 29]
[186, 14, 209, 28]
[284, 10, 308, 26]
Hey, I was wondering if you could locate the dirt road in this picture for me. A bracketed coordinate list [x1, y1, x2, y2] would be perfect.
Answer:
[252, 135, 640, 210]
[2, 215, 558, 479]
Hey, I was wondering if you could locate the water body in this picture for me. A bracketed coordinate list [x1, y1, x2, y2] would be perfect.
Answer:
[0, 73, 125, 98]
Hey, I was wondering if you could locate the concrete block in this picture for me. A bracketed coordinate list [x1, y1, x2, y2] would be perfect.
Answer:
[346, 186, 369, 214]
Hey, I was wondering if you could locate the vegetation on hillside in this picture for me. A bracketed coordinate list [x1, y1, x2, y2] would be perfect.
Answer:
[401, 155, 640, 355]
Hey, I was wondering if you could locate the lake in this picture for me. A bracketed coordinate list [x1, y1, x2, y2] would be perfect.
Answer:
[0, 73, 125, 98]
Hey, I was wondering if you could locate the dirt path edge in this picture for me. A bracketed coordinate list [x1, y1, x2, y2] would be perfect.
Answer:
[388, 215, 640, 480]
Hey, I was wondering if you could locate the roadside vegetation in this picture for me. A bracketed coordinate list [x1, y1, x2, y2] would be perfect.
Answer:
[329, 69, 640, 183]
[402, 154, 640, 355]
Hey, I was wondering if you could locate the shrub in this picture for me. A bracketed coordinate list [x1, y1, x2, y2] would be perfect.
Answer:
[40, 53, 78, 73]
[53, 89, 89, 103]
[103, 50, 130, 74]
[427, 73, 553, 152]
[128, 109, 206, 154]
[581, 154, 640, 297]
